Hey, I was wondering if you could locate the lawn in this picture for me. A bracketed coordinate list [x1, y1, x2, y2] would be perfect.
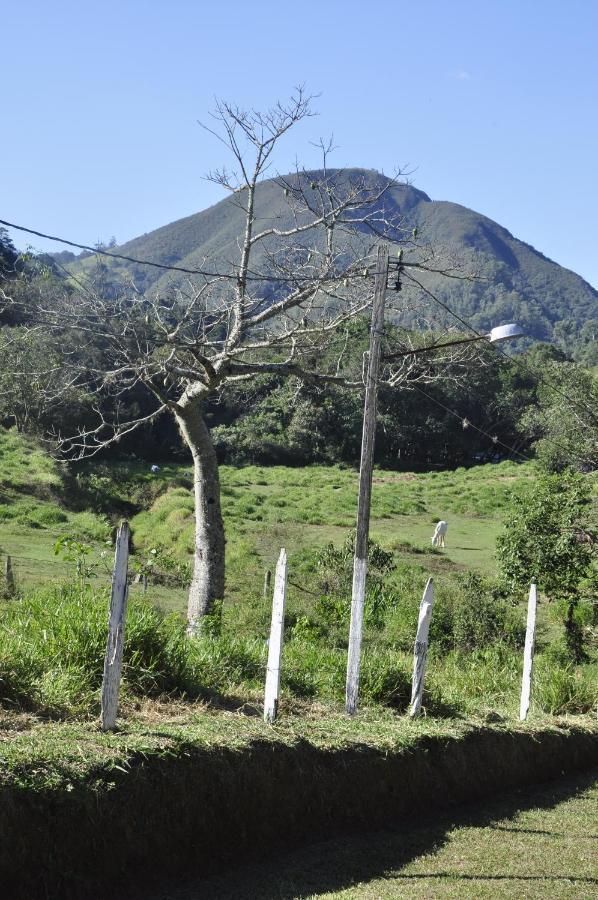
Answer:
[0, 427, 534, 615]
[163, 769, 598, 899]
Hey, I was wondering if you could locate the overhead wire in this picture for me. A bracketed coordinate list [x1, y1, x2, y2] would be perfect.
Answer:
[404, 270, 598, 426]
[409, 383, 532, 462]
[3, 216, 596, 443]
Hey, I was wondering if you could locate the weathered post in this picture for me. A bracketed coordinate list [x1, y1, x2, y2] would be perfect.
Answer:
[346, 244, 389, 715]
[264, 549, 288, 724]
[519, 582, 538, 721]
[263, 569, 272, 599]
[4, 555, 15, 597]
[410, 577, 434, 718]
[100, 521, 130, 731]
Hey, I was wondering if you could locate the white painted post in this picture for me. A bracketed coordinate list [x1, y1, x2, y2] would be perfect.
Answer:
[264, 549, 288, 724]
[519, 583, 538, 721]
[409, 577, 434, 718]
[100, 521, 130, 731]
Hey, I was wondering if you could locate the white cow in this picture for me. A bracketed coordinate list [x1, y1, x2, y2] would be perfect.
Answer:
[431, 520, 448, 548]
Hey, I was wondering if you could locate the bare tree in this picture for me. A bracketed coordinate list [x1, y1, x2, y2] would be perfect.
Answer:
[5, 89, 479, 633]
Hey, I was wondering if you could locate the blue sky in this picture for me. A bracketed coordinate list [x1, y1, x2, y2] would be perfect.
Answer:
[3, 0, 598, 287]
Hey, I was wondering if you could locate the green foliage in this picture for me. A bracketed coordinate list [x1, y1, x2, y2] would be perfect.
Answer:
[533, 656, 597, 715]
[497, 471, 596, 660]
[314, 532, 395, 630]
[449, 572, 524, 651]
[497, 471, 594, 599]
[519, 360, 598, 473]
[0, 583, 190, 717]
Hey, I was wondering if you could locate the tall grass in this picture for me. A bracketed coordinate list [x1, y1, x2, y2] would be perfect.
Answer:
[0, 581, 595, 720]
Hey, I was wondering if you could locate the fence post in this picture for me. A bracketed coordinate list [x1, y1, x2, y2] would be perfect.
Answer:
[519, 582, 537, 721]
[4, 555, 15, 597]
[409, 577, 434, 718]
[100, 521, 130, 731]
[264, 549, 288, 724]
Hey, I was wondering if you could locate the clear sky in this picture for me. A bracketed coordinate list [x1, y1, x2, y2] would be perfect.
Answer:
[3, 0, 597, 287]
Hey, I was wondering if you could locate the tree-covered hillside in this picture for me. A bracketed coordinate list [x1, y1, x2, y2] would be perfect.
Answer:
[63, 170, 598, 361]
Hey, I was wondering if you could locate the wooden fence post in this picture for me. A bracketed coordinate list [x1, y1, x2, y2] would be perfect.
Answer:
[4, 555, 15, 597]
[100, 521, 130, 731]
[519, 583, 538, 722]
[409, 577, 434, 718]
[264, 549, 288, 724]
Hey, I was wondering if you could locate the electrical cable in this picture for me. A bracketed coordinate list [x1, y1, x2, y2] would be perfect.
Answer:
[0, 217, 363, 286]
[411, 382, 596, 469]
[410, 384, 532, 462]
[404, 270, 598, 426]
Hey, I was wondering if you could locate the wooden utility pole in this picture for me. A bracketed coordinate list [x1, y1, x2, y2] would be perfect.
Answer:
[346, 244, 389, 715]
[101, 521, 130, 731]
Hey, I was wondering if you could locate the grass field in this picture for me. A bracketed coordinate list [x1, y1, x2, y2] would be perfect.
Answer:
[0, 428, 534, 613]
[162, 770, 598, 899]
[0, 429, 595, 723]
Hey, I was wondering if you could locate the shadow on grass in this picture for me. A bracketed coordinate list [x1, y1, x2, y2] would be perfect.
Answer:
[152, 768, 598, 900]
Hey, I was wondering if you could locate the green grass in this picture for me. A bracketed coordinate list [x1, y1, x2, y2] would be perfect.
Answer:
[0, 428, 537, 614]
[129, 458, 536, 616]
[182, 770, 598, 899]
[0, 429, 595, 725]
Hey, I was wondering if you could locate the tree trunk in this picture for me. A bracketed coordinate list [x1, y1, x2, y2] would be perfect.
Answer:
[176, 403, 225, 634]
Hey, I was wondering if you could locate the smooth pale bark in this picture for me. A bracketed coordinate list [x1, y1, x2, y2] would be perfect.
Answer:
[519, 583, 538, 721]
[264, 549, 288, 723]
[410, 577, 434, 718]
[101, 521, 130, 731]
[176, 403, 225, 634]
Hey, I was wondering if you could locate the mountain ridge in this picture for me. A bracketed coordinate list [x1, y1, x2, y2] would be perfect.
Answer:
[61, 169, 597, 360]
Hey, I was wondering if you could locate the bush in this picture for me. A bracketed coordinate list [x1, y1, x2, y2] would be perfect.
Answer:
[0, 583, 191, 717]
[533, 656, 597, 715]
[449, 573, 524, 651]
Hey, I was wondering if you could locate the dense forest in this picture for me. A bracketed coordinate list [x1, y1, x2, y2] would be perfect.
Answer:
[1, 225, 596, 474]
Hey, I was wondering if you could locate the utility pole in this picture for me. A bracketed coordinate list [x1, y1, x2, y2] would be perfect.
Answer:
[346, 243, 389, 715]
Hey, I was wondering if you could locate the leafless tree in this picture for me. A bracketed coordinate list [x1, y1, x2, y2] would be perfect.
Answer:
[5, 89, 480, 633]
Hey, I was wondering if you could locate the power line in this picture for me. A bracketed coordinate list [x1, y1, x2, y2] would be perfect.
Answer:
[0, 218, 243, 281]
[0, 218, 347, 285]
[404, 270, 598, 426]
[413, 382, 596, 469]
[5, 217, 596, 426]
[411, 384, 532, 462]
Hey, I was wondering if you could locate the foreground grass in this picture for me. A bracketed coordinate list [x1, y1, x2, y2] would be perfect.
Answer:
[177, 769, 598, 899]
[0, 705, 595, 793]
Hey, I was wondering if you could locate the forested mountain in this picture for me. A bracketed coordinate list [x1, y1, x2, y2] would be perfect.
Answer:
[63, 169, 597, 361]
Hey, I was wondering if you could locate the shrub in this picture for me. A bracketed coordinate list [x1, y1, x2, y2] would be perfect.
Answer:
[533, 656, 597, 715]
[448, 573, 524, 651]
[0, 583, 191, 717]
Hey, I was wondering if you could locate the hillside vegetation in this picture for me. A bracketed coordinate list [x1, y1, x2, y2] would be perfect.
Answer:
[63, 171, 598, 361]
[0, 430, 595, 722]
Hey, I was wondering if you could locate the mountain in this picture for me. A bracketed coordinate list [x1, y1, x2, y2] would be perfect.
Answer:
[63, 169, 598, 360]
